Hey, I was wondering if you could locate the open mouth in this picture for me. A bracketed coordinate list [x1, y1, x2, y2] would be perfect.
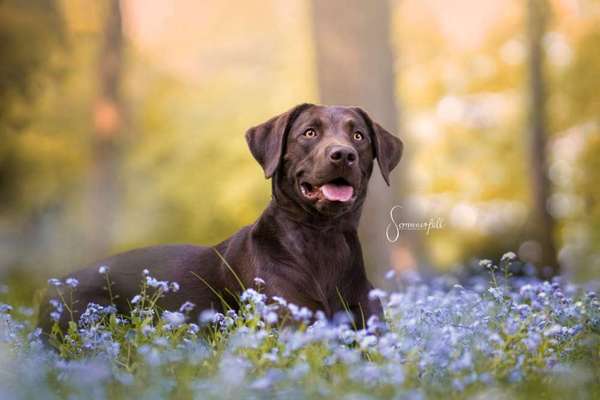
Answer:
[300, 177, 355, 203]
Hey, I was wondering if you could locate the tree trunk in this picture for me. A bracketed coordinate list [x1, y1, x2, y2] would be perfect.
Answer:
[311, 0, 416, 285]
[525, 0, 559, 276]
[88, 0, 124, 258]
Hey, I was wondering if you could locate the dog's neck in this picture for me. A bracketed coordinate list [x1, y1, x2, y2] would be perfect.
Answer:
[259, 200, 359, 233]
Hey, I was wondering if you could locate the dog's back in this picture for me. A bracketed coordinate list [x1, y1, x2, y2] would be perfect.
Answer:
[38, 244, 227, 335]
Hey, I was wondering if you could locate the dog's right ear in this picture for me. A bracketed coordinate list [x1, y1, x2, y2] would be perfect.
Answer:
[354, 107, 403, 186]
[245, 103, 312, 179]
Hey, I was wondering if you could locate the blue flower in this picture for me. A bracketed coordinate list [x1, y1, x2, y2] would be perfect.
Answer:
[162, 311, 186, 329]
[131, 295, 142, 305]
[501, 251, 517, 262]
[65, 278, 79, 288]
[47, 278, 62, 287]
[179, 301, 195, 313]
[368, 288, 387, 300]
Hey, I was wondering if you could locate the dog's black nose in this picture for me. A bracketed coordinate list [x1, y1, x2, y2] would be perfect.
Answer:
[328, 145, 357, 166]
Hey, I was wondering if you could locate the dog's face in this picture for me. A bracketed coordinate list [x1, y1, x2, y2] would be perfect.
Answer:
[283, 106, 376, 216]
[246, 104, 403, 218]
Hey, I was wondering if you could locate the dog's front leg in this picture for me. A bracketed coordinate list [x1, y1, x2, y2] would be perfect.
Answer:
[349, 283, 385, 331]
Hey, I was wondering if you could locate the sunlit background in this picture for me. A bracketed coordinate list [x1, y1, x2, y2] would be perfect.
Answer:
[1, 0, 599, 302]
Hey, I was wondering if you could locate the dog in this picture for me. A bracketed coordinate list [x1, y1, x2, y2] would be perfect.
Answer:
[38, 103, 403, 334]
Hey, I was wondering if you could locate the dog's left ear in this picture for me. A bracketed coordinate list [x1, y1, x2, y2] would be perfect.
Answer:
[354, 107, 404, 186]
[245, 103, 312, 179]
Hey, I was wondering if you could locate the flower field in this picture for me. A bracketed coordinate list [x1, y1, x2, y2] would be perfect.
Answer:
[1, 254, 599, 399]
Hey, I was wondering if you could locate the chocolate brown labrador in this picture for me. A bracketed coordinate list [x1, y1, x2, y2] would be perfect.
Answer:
[38, 103, 403, 334]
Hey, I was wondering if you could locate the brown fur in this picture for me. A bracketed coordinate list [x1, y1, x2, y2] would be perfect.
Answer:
[38, 104, 403, 334]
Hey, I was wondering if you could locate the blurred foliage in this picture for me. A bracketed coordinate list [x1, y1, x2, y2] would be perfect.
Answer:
[396, 0, 600, 278]
[0, 0, 64, 208]
[0, 0, 599, 288]
[553, 18, 600, 278]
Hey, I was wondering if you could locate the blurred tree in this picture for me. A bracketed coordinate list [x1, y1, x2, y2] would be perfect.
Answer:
[311, 0, 418, 283]
[560, 18, 600, 278]
[0, 0, 63, 209]
[3, 0, 598, 285]
[88, 0, 125, 257]
[525, 0, 559, 275]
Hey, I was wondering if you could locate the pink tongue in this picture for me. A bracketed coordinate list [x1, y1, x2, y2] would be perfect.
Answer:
[321, 184, 354, 202]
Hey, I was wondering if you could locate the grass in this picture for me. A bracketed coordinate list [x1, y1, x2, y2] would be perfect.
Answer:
[1, 254, 599, 399]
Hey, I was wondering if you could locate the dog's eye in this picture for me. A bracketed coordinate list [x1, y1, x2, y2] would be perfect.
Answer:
[353, 132, 364, 141]
[303, 128, 317, 138]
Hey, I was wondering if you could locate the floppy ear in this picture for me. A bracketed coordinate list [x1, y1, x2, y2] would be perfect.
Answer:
[245, 103, 312, 179]
[355, 108, 403, 186]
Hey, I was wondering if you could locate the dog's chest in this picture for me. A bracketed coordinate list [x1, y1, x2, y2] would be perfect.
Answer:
[288, 230, 354, 292]
[252, 220, 360, 313]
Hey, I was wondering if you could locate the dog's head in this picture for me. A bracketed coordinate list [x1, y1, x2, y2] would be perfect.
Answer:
[246, 104, 403, 218]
